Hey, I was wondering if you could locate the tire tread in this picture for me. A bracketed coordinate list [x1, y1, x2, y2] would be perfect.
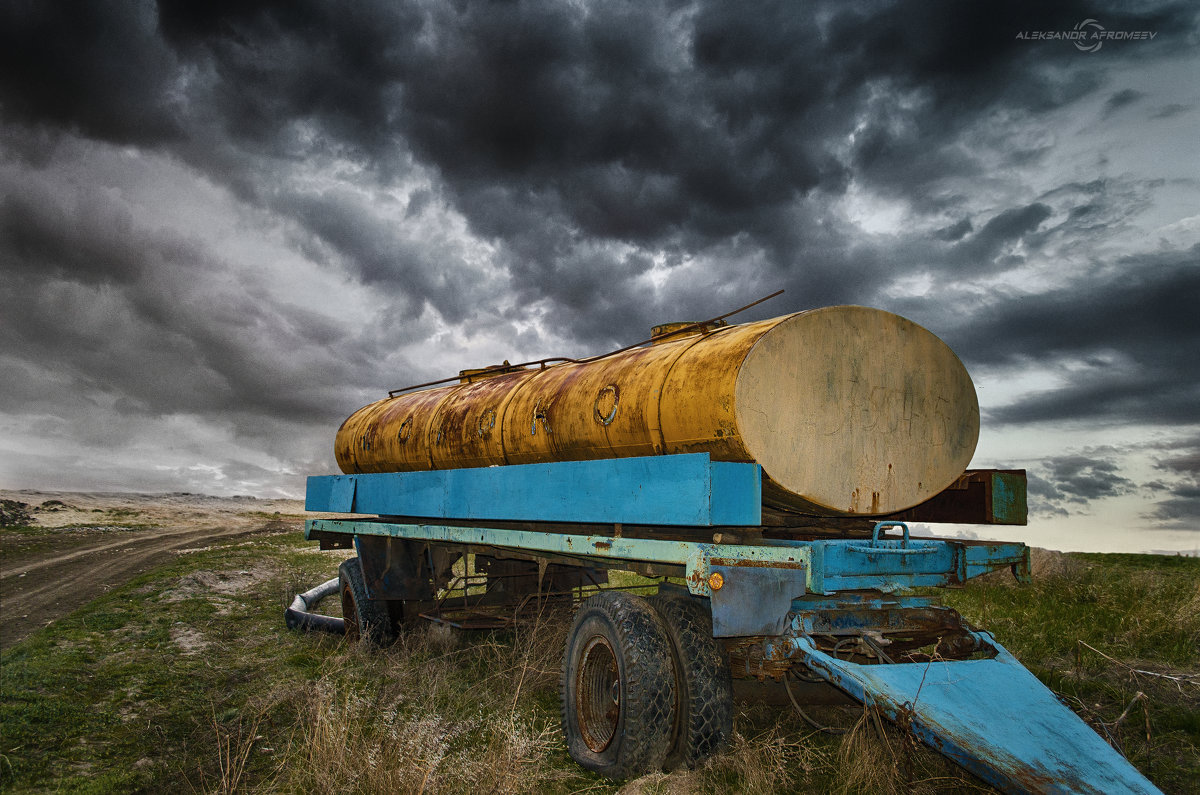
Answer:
[338, 557, 395, 646]
[560, 591, 676, 779]
[650, 588, 734, 767]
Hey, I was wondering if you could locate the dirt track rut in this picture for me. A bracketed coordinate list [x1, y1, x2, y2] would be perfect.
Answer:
[0, 490, 306, 650]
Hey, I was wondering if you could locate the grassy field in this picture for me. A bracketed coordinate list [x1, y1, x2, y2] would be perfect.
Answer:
[1, 521, 1196, 793]
[938, 551, 1200, 794]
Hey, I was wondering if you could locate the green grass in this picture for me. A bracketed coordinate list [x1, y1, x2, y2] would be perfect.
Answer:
[0, 530, 609, 793]
[1, 540, 1195, 793]
[939, 551, 1200, 793]
[943, 553, 1199, 666]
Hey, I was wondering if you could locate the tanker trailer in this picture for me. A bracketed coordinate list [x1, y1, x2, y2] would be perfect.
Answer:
[294, 302, 1161, 792]
[335, 305, 980, 517]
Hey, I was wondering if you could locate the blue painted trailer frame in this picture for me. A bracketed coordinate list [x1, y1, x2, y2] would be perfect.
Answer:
[303, 455, 1161, 794]
[304, 519, 1028, 605]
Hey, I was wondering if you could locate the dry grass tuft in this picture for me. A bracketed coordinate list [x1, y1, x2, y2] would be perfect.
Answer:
[693, 724, 827, 794]
[829, 706, 992, 794]
[1029, 548, 1085, 581]
[1170, 579, 1200, 640]
[610, 718, 830, 794]
[289, 681, 455, 793]
[200, 700, 273, 795]
[833, 708, 904, 795]
[502, 601, 573, 699]
[277, 606, 578, 794]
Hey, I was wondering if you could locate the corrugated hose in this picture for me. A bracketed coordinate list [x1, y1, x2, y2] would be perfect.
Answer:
[284, 577, 345, 635]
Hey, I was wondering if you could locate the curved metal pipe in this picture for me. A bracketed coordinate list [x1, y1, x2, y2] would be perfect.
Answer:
[284, 577, 346, 635]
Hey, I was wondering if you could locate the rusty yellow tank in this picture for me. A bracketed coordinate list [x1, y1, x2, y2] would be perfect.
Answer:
[335, 306, 980, 516]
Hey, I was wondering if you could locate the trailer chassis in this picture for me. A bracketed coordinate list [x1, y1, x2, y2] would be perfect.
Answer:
[300, 454, 1160, 793]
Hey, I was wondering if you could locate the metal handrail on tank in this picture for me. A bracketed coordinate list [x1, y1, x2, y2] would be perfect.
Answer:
[385, 289, 785, 397]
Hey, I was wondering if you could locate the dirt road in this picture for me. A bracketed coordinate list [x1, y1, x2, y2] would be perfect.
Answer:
[0, 490, 307, 650]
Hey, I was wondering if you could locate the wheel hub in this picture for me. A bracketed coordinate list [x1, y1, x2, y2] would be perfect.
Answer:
[577, 634, 621, 752]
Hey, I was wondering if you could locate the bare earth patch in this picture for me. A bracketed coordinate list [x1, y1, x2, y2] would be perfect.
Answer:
[163, 564, 276, 600]
[0, 489, 312, 650]
[170, 625, 210, 654]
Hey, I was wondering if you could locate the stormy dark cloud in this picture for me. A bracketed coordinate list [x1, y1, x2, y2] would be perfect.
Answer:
[1103, 88, 1145, 117]
[960, 246, 1200, 425]
[0, 2, 183, 144]
[1031, 447, 1138, 515]
[0, 1, 1197, 550]
[1146, 436, 1200, 528]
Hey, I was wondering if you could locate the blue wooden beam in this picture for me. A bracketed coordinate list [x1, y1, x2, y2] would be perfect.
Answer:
[305, 453, 762, 527]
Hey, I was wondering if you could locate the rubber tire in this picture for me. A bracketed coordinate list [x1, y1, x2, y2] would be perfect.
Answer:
[650, 588, 734, 768]
[560, 591, 677, 780]
[339, 557, 395, 646]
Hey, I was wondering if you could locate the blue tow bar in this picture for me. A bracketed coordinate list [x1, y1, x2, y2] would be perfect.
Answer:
[767, 630, 1161, 794]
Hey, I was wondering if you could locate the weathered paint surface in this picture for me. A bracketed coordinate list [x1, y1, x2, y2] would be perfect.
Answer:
[707, 560, 807, 636]
[306, 453, 762, 527]
[889, 469, 1030, 525]
[304, 517, 1026, 603]
[784, 634, 1162, 794]
[334, 307, 980, 516]
[991, 470, 1029, 525]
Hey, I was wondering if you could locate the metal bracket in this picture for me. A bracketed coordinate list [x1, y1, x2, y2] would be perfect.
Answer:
[708, 560, 807, 637]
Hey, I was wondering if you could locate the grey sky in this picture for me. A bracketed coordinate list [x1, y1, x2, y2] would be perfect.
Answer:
[1, 1, 1197, 553]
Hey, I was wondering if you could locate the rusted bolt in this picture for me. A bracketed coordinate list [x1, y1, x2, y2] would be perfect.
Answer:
[708, 572, 725, 591]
